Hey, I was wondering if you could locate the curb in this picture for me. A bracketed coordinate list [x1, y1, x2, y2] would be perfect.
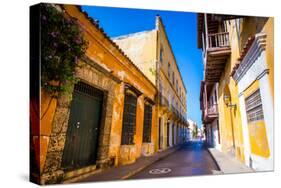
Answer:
[206, 148, 254, 174]
[206, 148, 223, 173]
[121, 146, 181, 180]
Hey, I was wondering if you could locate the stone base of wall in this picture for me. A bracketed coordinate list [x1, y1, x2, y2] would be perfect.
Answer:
[119, 145, 137, 165]
[96, 158, 113, 169]
[141, 143, 155, 156]
[63, 164, 97, 181]
[40, 170, 64, 185]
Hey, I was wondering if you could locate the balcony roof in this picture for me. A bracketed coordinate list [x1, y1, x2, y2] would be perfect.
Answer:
[197, 13, 246, 49]
[197, 14, 219, 49]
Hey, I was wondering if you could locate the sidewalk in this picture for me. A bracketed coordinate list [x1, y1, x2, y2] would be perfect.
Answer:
[207, 148, 254, 174]
[65, 146, 180, 184]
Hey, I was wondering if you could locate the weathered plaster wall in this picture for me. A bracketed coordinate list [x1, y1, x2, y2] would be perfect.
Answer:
[156, 17, 187, 116]
[39, 91, 58, 173]
[263, 18, 274, 100]
[236, 34, 273, 170]
[233, 17, 273, 170]
[108, 83, 124, 165]
[113, 30, 157, 85]
[39, 5, 159, 184]
[64, 5, 158, 166]
[217, 17, 273, 166]
[217, 18, 245, 162]
[111, 15, 189, 154]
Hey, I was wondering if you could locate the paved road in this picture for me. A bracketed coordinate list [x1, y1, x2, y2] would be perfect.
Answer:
[130, 141, 220, 180]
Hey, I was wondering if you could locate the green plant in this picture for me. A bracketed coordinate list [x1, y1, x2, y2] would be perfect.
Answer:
[41, 4, 88, 95]
[149, 67, 156, 76]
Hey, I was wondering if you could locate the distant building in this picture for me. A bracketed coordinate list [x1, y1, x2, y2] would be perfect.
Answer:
[187, 119, 197, 140]
[114, 16, 189, 150]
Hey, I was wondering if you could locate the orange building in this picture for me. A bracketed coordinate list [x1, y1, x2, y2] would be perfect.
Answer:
[31, 4, 162, 184]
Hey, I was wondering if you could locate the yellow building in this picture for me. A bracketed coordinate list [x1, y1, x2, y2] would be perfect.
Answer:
[113, 15, 189, 152]
[198, 14, 273, 171]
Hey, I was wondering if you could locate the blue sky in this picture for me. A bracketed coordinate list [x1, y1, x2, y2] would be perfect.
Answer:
[82, 5, 204, 126]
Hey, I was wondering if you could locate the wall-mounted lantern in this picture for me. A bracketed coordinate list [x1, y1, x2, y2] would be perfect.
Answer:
[223, 94, 236, 108]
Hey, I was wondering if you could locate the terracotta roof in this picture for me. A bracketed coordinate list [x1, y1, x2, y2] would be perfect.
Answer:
[238, 36, 255, 61]
[230, 36, 255, 77]
[60, 5, 157, 92]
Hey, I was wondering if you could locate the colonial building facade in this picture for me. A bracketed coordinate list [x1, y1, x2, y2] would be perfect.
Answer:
[113, 15, 189, 152]
[198, 14, 273, 171]
[31, 4, 189, 185]
[35, 4, 158, 184]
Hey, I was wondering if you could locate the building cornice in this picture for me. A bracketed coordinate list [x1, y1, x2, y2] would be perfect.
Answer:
[233, 33, 267, 82]
[62, 5, 157, 95]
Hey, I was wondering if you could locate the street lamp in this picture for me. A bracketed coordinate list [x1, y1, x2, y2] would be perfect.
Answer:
[223, 94, 236, 108]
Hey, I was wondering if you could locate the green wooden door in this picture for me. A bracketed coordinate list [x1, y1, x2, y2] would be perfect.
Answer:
[62, 82, 103, 171]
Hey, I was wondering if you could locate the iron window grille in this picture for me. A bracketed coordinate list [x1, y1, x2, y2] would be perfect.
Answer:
[74, 81, 104, 99]
[245, 89, 264, 123]
[168, 62, 171, 78]
[176, 80, 178, 93]
[121, 91, 137, 145]
[160, 47, 164, 63]
[143, 104, 153, 143]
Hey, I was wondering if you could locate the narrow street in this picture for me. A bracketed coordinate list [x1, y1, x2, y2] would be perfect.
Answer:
[30, 4, 273, 185]
[130, 141, 220, 180]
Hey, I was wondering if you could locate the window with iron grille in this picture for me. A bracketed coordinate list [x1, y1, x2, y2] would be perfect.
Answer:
[143, 104, 153, 143]
[160, 47, 163, 62]
[172, 72, 175, 85]
[121, 91, 137, 145]
[176, 80, 178, 93]
[168, 62, 171, 78]
[245, 89, 264, 123]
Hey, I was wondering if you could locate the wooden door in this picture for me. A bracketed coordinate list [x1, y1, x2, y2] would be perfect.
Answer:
[62, 82, 103, 171]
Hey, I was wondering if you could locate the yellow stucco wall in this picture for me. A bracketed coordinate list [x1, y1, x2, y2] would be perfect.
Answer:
[157, 17, 188, 148]
[110, 16, 188, 152]
[263, 18, 274, 101]
[217, 17, 273, 162]
[239, 17, 274, 99]
[114, 30, 158, 85]
[157, 17, 187, 115]
[243, 80, 270, 158]
[217, 19, 245, 162]
[218, 65, 245, 162]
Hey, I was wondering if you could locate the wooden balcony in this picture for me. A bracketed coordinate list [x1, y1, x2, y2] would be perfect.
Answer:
[203, 32, 231, 83]
[200, 81, 219, 124]
[204, 104, 218, 123]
